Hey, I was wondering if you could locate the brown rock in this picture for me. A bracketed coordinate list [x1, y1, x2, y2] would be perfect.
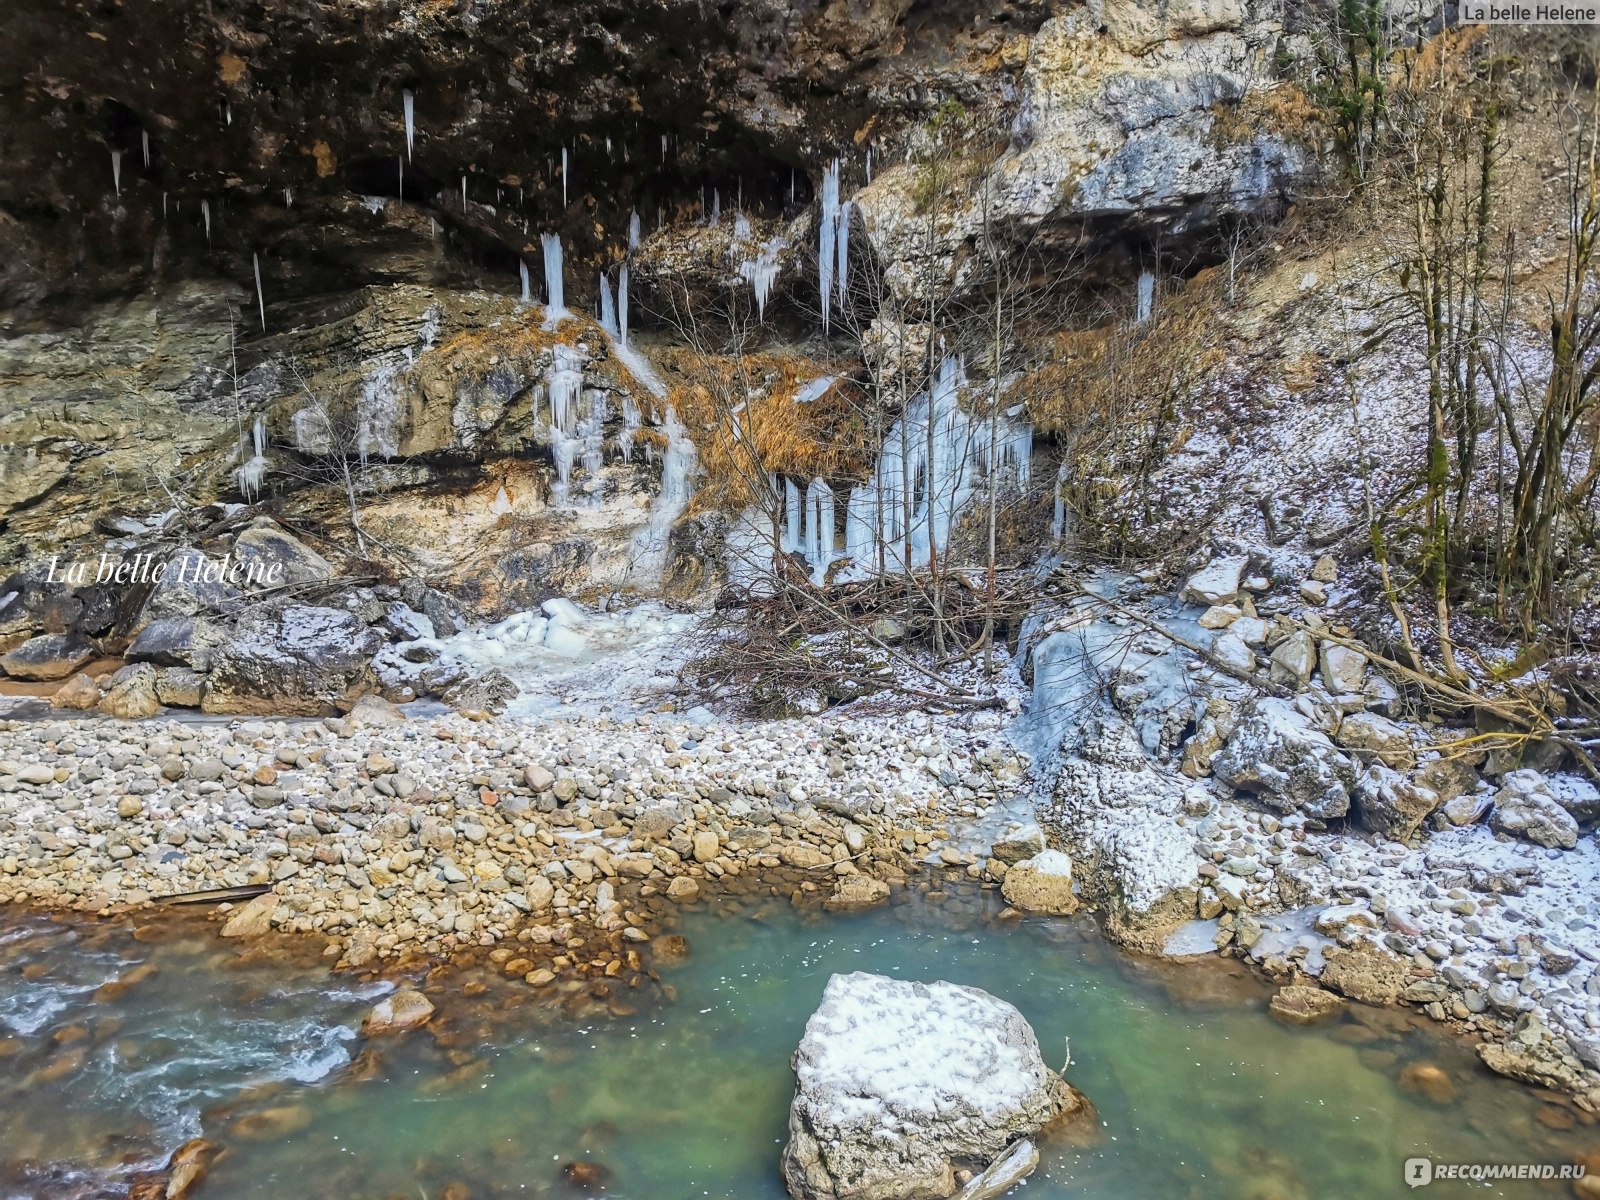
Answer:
[219, 891, 279, 938]
[1398, 1062, 1457, 1104]
[49, 673, 102, 710]
[1320, 940, 1408, 1005]
[361, 988, 436, 1035]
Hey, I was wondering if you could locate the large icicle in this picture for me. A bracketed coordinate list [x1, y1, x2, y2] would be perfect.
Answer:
[111, 150, 122, 197]
[783, 478, 802, 553]
[618, 265, 630, 347]
[738, 238, 784, 321]
[545, 344, 585, 503]
[402, 89, 415, 160]
[520, 258, 532, 304]
[253, 253, 265, 331]
[542, 233, 568, 324]
[599, 272, 619, 338]
[629, 211, 642, 251]
[1136, 270, 1155, 324]
[818, 159, 840, 334]
[629, 407, 698, 583]
[803, 478, 835, 584]
[836, 199, 851, 304]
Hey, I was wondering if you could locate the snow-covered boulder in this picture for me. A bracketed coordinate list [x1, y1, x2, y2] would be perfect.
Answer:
[1352, 763, 1439, 842]
[1549, 772, 1600, 824]
[782, 972, 1079, 1200]
[1212, 697, 1355, 821]
[202, 605, 384, 716]
[989, 822, 1046, 864]
[1336, 712, 1416, 771]
[1000, 851, 1078, 915]
[1318, 642, 1367, 693]
[1268, 630, 1315, 688]
[1489, 771, 1579, 850]
[1181, 555, 1249, 606]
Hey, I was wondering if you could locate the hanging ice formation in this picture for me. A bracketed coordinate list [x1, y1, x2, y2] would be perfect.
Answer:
[619, 396, 641, 463]
[356, 367, 403, 465]
[284, 188, 293, 208]
[561, 146, 569, 207]
[142, 130, 151, 168]
[629, 210, 642, 251]
[832, 356, 1033, 576]
[733, 211, 751, 241]
[818, 159, 845, 333]
[234, 415, 269, 500]
[402, 89, 415, 160]
[803, 479, 835, 583]
[602, 264, 667, 398]
[866, 147, 873, 182]
[598, 271, 618, 338]
[836, 200, 852, 302]
[544, 345, 586, 504]
[201, 199, 212, 244]
[462, 175, 468, 209]
[629, 406, 697, 583]
[253, 253, 265, 331]
[1050, 461, 1069, 543]
[111, 150, 122, 196]
[783, 478, 802, 552]
[542, 233, 567, 324]
[1135, 270, 1155, 324]
[618, 265, 630, 347]
[738, 238, 785, 321]
[520, 259, 532, 304]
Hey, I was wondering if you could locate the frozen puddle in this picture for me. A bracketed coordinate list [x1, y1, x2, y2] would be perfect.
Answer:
[418, 597, 700, 718]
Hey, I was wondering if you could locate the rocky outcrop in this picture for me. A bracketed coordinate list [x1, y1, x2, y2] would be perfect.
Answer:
[0, 632, 97, 681]
[1212, 696, 1355, 821]
[999, 851, 1078, 915]
[782, 972, 1078, 1200]
[1489, 770, 1580, 850]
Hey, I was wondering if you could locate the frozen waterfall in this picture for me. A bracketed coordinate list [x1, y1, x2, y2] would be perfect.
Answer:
[629, 406, 698, 583]
[542, 233, 568, 325]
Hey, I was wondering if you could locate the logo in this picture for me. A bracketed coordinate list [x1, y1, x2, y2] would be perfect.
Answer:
[1404, 1159, 1434, 1188]
[1404, 1158, 1587, 1186]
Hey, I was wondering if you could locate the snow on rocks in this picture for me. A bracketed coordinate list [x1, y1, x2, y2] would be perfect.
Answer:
[1180, 555, 1249, 606]
[1211, 696, 1354, 821]
[1490, 770, 1580, 850]
[781, 971, 1079, 1200]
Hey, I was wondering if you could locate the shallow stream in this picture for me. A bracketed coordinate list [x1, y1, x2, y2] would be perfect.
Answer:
[2, 887, 1592, 1199]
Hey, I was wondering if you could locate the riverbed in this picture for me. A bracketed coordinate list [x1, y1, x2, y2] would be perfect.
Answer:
[2, 884, 1593, 1200]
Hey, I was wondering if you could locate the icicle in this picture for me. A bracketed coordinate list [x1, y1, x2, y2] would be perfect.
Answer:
[284, 187, 293, 208]
[629, 210, 641, 251]
[628, 406, 697, 583]
[142, 130, 150, 168]
[253, 253, 265, 331]
[462, 175, 468, 208]
[661, 133, 668, 163]
[397, 155, 403, 200]
[234, 414, 269, 501]
[224, 102, 232, 126]
[710, 188, 721, 225]
[520, 258, 532, 304]
[1051, 462, 1068, 543]
[561, 146, 569, 208]
[790, 170, 795, 206]
[804, 478, 835, 583]
[162, 192, 168, 219]
[738, 238, 784, 321]
[599, 271, 619, 338]
[836, 199, 851, 303]
[541, 232, 567, 323]
[402, 88, 415, 160]
[606, 136, 613, 158]
[201, 199, 212, 244]
[619, 396, 641, 462]
[618, 264, 630, 348]
[866, 147, 873, 183]
[818, 159, 840, 334]
[784, 479, 802, 553]
[733, 211, 752, 241]
[111, 150, 122, 196]
[1136, 270, 1155, 324]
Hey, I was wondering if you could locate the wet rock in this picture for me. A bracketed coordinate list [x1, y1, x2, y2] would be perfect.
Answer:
[1320, 940, 1408, 1005]
[220, 891, 279, 938]
[999, 851, 1078, 916]
[782, 972, 1079, 1200]
[1212, 697, 1354, 821]
[824, 874, 891, 912]
[361, 988, 436, 1035]
[48, 672, 101, 710]
[0, 632, 97, 680]
[1397, 1062, 1457, 1104]
[1268, 985, 1345, 1026]
[666, 876, 701, 902]
[1490, 771, 1579, 850]
[97, 663, 161, 719]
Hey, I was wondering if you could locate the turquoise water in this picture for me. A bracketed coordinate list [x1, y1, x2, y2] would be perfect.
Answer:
[1, 890, 1592, 1200]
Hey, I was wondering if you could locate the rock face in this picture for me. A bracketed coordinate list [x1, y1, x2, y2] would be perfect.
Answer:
[1212, 697, 1354, 821]
[783, 972, 1078, 1200]
[0, 632, 97, 680]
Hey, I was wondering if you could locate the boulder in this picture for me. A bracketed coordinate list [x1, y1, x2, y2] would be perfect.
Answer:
[154, 666, 205, 708]
[1336, 712, 1416, 771]
[1208, 631, 1255, 675]
[989, 822, 1046, 865]
[98, 663, 161, 719]
[360, 988, 436, 1035]
[231, 519, 334, 587]
[1489, 771, 1579, 850]
[134, 547, 243, 628]
[1548, 773, 1600, 825]
[0, 632, 97, 680]
[1477, 1014, 1591, 1093]
[1320, 940, 1407, 1005]
[49, 672, 102, 710]
[824, 875, 891, 912]
[1268, 630, 1316, 688]
[1318, 642, 1367, 693]
[999, 851, 1078, 916]
[126, 616, 222, 670]
[202, 606, 384, 716]
[1212, 697, 1355, 820]
[219, 891, 278, 938]
[782, 972, 1078, 1200]
[1352, 764, 1439, 842]
[1268, 985, 1345, 1026]
[1180, 555, 1248, 606]
[441, 668, 519, 716]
